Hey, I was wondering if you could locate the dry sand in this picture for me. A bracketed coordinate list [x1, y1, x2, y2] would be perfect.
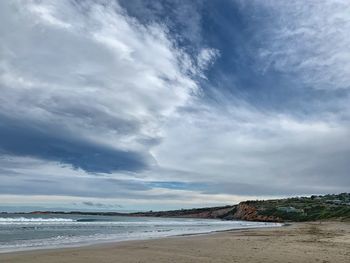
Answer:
[1, 221, 349, 263]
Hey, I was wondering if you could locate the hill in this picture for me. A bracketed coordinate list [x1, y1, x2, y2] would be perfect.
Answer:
[131, 193, 350, 222]
[235, 193, 350, 222]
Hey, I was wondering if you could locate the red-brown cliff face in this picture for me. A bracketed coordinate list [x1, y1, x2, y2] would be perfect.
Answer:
[129, 203, 282, 222]
[129, 205, 237, 219]
[232, 203, 282, 222]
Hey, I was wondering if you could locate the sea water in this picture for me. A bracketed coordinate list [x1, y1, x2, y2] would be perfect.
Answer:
[0, 213, 281, 252]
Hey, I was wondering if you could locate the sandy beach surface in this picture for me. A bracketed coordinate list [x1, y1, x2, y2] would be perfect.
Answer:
[1, 221, 349, 263]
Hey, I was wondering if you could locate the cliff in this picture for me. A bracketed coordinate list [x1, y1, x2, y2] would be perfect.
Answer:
[232, 203, 282, 222]
[128, 202, 282, 222]
[26, 193, 350, 223]
[129, 205, 237, 220]
[129, 193, 350, 222]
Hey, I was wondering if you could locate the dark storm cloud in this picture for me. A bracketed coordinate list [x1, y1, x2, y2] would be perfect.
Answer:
[0, 115, 148, 173]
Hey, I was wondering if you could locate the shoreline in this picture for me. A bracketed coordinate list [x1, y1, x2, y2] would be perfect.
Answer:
[1, 221, 349, 263]
[0, 221, 283, 254]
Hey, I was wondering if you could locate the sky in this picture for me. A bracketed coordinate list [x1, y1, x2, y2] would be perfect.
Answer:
[1, 0, 350, 212]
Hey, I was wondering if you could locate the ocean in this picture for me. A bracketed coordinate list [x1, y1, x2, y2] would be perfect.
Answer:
[0, 213, 281, 253]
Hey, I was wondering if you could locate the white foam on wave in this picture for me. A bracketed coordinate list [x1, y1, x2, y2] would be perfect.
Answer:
[0, 217, 75, 223]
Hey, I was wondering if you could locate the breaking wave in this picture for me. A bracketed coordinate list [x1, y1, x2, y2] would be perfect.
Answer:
[0, 217, 75, 224]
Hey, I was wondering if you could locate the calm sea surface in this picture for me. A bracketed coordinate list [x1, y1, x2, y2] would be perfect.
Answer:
[0, 213, 281, 252]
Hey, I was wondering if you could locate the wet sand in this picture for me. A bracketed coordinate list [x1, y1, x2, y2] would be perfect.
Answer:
[1, 221, 349, 263]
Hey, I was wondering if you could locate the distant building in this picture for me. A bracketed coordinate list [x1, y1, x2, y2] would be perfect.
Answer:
[277, 206, 304, 213]
[325, 200, 342, 205]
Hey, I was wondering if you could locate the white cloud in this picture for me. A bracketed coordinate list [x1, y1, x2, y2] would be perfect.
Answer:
[250, 0, 350, 90]
[151, 103, 350, 194]
[27, 2, 73, 29]
[197, 48, 220, 72]
[0, 0, 204, 155]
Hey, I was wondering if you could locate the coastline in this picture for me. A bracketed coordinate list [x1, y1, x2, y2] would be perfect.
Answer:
[1, 221, 349, 263]
[0, 220, 282, 254]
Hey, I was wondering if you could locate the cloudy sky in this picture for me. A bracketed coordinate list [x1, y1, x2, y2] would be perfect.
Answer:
[1, 0, 350, 212]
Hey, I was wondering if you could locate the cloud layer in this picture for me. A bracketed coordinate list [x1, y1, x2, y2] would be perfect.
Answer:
[249, 0, 350, 91]
[0, 0, 201, 172]
[0, 0, 349, 210]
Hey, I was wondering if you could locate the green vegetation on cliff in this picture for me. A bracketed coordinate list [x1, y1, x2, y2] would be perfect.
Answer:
[244, 193, 350, 222]
[128, 193, 350, 222]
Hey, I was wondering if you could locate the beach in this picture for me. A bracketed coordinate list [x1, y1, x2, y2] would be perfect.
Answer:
[1, 221, 349, 263]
